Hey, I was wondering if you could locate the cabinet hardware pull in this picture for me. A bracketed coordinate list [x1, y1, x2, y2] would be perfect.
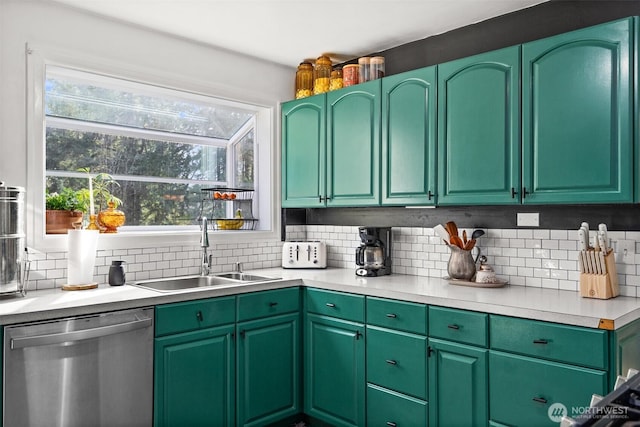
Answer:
[427, 346, 434, 357]
[386, 313, 397, 318]
[428, 190, 434, 200]
[196, 311, 204, 322]
[326, 303, 336, 308]
[533, 339, 548, 345]
[523, 187, 530, 198]
[385, 359, 397, 365]
[511, 187, 517, 198]
[447, 324, 460, 330]
[269, 302, 278, 307]
[386, 422, 397, 427]
[355, 330, 363, 340]
[318, 195, 324, 203]
[240, 330, 246, 339]
[532, 397, 548, 404]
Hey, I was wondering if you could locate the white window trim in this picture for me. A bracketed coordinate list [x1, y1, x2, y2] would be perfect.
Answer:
[26, 42, 281, 252]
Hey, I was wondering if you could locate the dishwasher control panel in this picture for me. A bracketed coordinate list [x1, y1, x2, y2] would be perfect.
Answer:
[282, 241, 327, 269]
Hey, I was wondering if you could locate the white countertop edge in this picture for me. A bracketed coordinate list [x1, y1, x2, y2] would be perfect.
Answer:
[0, 267, 638, 329]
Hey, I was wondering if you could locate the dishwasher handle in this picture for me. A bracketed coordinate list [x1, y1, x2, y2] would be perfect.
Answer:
[10, 317, 152, 350]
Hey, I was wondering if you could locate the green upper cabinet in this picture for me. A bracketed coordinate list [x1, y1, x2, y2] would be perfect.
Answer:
[437, 45, 521, 205]
[522, 17, 635, 204]
[382, 66, 437, 205]
[281, 96, 326, 208]
[326, 80, 381, 206]
[282, 81, 380, 208]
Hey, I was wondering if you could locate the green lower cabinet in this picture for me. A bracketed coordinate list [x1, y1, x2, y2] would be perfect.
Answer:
[237, 313, 301, 427]
[366, 326, 427, 399]
[304, 313, 365, 427]
[428, 338, 488, 427]
[154, 324, 235, 427]
[489, 350, 608, 427]
[367, 384, 428, 426]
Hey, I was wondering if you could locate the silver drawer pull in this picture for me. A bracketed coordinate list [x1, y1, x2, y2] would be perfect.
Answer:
[533, 339, 548, 345]
[385, 359, 397, 366]
[532, 397, 548, 404]
[326, 303, 336, 308]
[386, 422, 397, 427]
[447, 324, 460, 330]
[386, 313, 397, 318]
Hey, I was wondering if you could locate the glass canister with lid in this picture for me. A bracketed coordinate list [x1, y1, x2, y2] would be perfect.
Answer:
[329, 67, 343, 91]
[295, 62, 314, 99]
[313, 55, 332, 95]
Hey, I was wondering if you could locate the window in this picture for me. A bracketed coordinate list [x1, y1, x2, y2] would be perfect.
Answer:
[44, 66, 263, 231]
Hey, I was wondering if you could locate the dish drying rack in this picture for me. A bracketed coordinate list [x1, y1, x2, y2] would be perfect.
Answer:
[199, 187, 258, 231]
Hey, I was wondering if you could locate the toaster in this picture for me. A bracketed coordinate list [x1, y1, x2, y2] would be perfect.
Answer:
[282, 241, 327, 269]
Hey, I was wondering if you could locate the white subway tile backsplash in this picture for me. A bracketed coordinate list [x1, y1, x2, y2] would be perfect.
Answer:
[26, 225, 640, 297]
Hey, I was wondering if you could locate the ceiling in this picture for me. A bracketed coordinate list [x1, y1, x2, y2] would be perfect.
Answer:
[49, 0, 548, 68]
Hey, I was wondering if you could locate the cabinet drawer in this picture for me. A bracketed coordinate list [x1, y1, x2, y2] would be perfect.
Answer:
[429, 306, 488, 347]
[489, 351, 607, 427]
[367, 384, 427, 427]
[305, 288, 365, 322]
[366, 297, 427, 335]
[237, 287, 300, 322]
[155, 296, 236, 337]
[490, 315, 608, 369]
[366, 326, 427, 399]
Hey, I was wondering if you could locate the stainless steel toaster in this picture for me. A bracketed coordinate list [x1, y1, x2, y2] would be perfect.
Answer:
[282, 241, 327, 269]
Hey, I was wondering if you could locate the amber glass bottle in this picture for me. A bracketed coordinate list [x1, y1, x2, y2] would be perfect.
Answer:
[313, 55, 332, 95]
[295, 62, 314, 99]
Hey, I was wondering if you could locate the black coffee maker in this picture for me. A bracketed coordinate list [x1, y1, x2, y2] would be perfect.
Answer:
[355, 227, 392, 277]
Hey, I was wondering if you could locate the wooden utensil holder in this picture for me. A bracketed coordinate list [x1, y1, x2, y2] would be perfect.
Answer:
[579, 250, 619, 299]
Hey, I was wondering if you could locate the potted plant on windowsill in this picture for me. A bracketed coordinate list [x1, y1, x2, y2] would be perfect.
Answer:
[76, 170, 124, 233]
[45, 188, 85, 234]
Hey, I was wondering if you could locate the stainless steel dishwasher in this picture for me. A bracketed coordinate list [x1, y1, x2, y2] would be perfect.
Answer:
[3, 307, 154, 427]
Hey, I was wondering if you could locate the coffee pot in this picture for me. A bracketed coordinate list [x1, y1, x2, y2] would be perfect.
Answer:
[355, 227, 392, 277]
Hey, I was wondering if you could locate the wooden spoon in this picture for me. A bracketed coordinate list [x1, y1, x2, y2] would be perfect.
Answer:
[464, 239, 476, 250]
[462, 230, 467, 244]
[445, 221, 458, 240]
[450, 235, 464, 249]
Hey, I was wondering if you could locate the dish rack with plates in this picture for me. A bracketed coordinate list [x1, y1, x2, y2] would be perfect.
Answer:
[199, 187, 257, 231]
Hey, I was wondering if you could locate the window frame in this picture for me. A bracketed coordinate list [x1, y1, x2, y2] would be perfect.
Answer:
[26, 43, 281, 252]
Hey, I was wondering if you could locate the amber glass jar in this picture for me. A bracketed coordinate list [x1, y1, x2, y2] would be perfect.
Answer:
[313, 55, 332, 95]
[295, 62, 314, 99]
[329, 68, 343, 91]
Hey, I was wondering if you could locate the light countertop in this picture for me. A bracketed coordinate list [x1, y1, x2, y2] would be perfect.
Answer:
[1, 267, 639, 330]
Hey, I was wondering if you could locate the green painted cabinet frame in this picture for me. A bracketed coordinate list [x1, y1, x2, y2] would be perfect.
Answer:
[437, 45, 521, 205]
[382, 66, 437, 205]
[522, 17, 635, 204]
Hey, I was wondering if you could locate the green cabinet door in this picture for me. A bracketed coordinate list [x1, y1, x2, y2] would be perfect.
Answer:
[154, 325, 235, 427]
[237, 313, 301, 427]
[281, 96, 326, 208]
[326, 80, 381, 206]
[382, 66, 437, 205]
[437, 46, 521, 205]
[490, 350, 607, 427]
[428, 338, 488, 427]
[522, 17, 634, 204]
[304, 313, 365, 427]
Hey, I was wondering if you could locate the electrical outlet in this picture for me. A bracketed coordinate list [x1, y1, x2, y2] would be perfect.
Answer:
[615, 239, 636, 264]
[517, 213, 539, 227]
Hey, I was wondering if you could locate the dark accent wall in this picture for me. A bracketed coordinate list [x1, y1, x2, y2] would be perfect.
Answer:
[282, 0, 640, 236]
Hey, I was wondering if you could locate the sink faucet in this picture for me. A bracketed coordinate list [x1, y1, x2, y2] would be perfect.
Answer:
[201, 217, 211, 276]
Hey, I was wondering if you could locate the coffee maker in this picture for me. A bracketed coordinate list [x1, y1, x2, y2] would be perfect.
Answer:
[355, 227, 392, 277]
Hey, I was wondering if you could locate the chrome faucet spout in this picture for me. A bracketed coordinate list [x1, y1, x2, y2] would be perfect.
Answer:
[201, 217, 211, 276]
[201, 217, 209, 248]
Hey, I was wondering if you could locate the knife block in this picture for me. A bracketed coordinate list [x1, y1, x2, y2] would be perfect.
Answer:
[579, 250, 619, 299]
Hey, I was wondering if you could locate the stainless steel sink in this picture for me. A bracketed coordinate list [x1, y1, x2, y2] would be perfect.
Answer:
[132, 275, 240, 292]
[212, 272, 276, 282]
[132, 272, 278, 292]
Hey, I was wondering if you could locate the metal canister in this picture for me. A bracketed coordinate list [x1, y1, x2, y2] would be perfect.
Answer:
[0, 181, 29, 296]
